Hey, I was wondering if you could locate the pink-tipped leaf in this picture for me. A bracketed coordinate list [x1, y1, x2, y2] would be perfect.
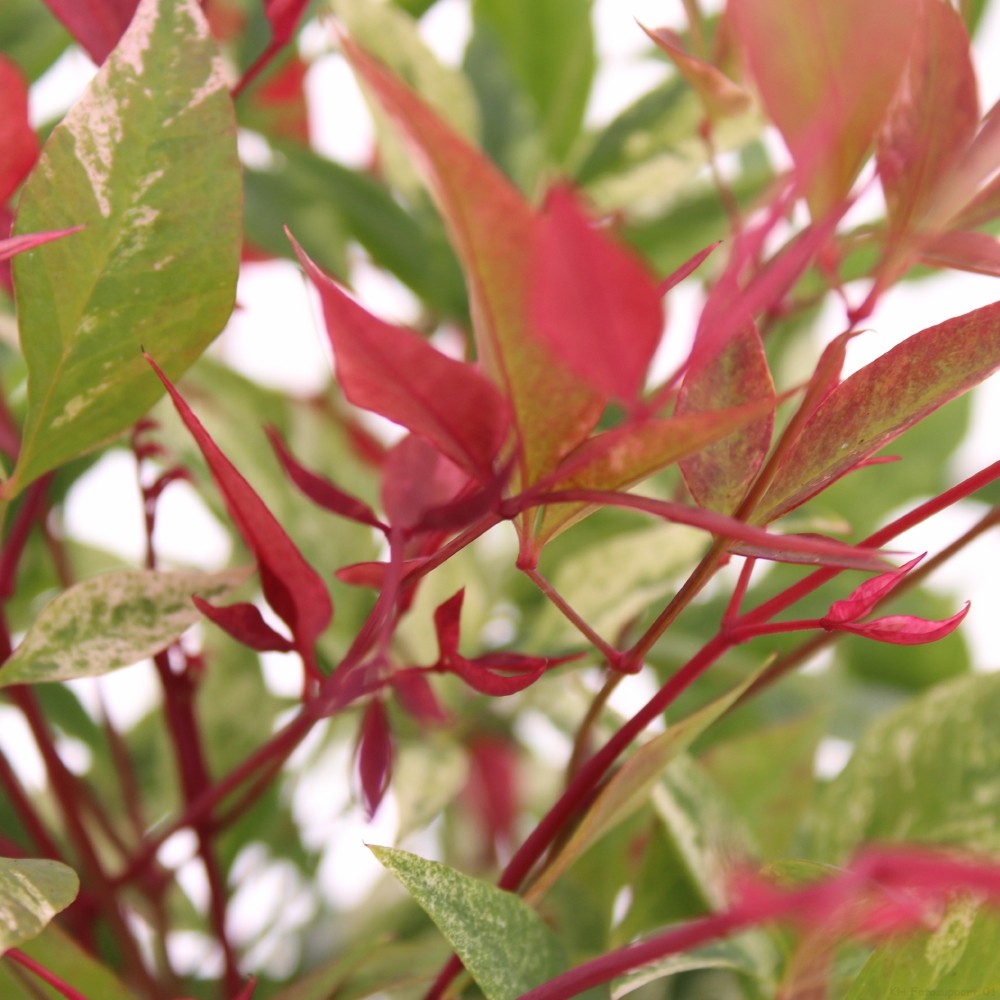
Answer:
[825, 604, 970, 645]
[824, 555, 924, 624]
[0, 227, 85, 263]
[290, 233, 509, 480]
[234, 0, 311, 96]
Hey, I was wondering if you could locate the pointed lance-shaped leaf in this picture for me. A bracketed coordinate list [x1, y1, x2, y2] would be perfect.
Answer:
[443, 655, 548, 697]
[0, 227, 85, 263]
[266, 426, 388, 533]
[677, 313, 775, 513]
[192, 596, 295, 653]
[530, 185, 664, 403]
[356, 699, 393, 819]
[290, 233, 509, 480]
[235, 0, 312, 95]
[0, 56, 39, 205]
[755, 299, 1000, 523]
[339, 36, 605, 489]
[876, 0, 978, 237]
[381, 435, 469, 531]
[824, 604, 970, 646]
[434, 589, 465, 659]
[658, 241, 722, 297]
[639, 24, 752, 120]
[147, 356, 332, 662]
[920, 230, 1000, 279]
[391, 669, 449, 725]
[825, 554, 924, 624]
[40, 0, 138, 66]
[728, 0, 917, 216]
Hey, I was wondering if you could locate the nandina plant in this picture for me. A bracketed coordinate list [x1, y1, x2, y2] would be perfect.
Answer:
[3, 0, 1000, 997]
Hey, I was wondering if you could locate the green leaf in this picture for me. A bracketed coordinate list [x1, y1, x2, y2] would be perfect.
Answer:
[473, 0, 595, 161]
[0, 567, 250, 688]
[369, 845, 566, 1000]
[808, 673, 1000, 862]
[7, 0, 241, 496]
[526, 667, 765, 900]
[0, 858, 79, 955]
[757, 300, 1000, 523]
[0, 0, 71, 83]
[845, 899, 1000, 1000]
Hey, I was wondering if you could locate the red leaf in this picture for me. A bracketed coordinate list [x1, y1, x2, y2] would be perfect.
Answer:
[756, 299, 1000, 523]
[677, 316, 775, 513]
[266, 426, 388, 533]
[728, 0, 917, 216]
[824, 554, 923, 623]
[827, 603, 970, 645]
[381, 436, 468, 531]
[639, 25, 751, 120]
[234, 0, 311, 96]
[42, 0, 138, 66]
[390, 669, 449, 725]
[290, 233, 509, 479]
[242, 54, 311, 144]
[356, 700, 392, 819]
[336, 557, 429, 589]
[876, 0, 978, 236]
[444, 655, 547, 697]
[147, 356, 333, 668]
[433, 589, 464, 659]
[920, 230, 1000, 278]
[193, 596, 295, 652]
[658, 241, 721, 297]
[530, 185, 664, 403]
[339, 37, 605, 488]
[463, 736, 519, 855]
[0, 227, 85, 263]
[0, 56, 39, 205]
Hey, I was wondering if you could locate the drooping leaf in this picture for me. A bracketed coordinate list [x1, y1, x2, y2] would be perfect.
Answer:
[0, 858, 79, 954]
[192, 596, 295, 653]
[356, 700, 393, 819]
[530, 185, 664, 403]
[8, 0, 240, 496]
[473, 0, 595, 161]
[290, 235, 509, 479]
[370, 845, 566, 1000]
[340, 37, 605, 490]
[525, 668, 763, 901]
[149, 359, 333, 669]
[40, 0, 137, 65]
[0, 55, 37, 204]
[756, 299, 1000, 522]
[876, 0, 979, 235]
[0, 567, 248, 688]
[677, 317, 774, 512]
[728, 0, 916, 215]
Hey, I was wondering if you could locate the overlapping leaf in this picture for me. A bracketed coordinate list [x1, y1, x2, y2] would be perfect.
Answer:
[0, 567, 248, 687]
[40, 0, 137, 65]
[756, 299, 1000, 522]
[8, 0, 240, 496]
[149, 358, 333, 669]
[340, 37, 605, 489]
[291, 235, 509, 479]
[728, 0, 916, 215]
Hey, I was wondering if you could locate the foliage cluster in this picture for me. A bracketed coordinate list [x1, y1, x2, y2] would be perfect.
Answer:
[3, 0, 1000, 998]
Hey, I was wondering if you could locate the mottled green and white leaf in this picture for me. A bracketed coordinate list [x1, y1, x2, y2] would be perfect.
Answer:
[370, 845, 565, 1000]
[0, 858, 79, 955]
[8, 0, 240, 495]
[0, 567, 250, 687]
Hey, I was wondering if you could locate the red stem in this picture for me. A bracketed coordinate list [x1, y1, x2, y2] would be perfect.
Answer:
[4, 949, 90, 1000]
